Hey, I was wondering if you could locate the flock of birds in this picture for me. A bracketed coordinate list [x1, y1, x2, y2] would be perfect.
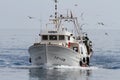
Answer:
[28, 2, 109, 36]
[74, 4, 109, 36]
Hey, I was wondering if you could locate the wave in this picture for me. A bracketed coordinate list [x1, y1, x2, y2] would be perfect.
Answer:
[9, 64, 98, 71]
[90, 50, 120, 69]
[52, 65, 98, 70]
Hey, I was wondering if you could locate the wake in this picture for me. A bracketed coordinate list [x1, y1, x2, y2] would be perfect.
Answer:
[10, 65, 98, 70]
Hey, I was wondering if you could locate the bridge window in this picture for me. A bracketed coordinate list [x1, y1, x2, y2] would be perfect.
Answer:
[50, 35, 57, 40]
[59, 35, 65, 40]
[42, 35, 48, 40]
[68, 36, 70, 40]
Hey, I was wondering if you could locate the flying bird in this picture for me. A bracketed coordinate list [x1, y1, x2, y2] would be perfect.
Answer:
[28, 16, 35, 19]
[105, 32, 108, 36]
[74, 4, 78, 6]
[98, 22, 104, 26]
[80, 12, 84, 20]
[50, 15, 53, 17]
[53, 0, 58, 3]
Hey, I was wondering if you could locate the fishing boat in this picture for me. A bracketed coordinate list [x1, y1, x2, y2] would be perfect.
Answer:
[28, 0, 93, 67]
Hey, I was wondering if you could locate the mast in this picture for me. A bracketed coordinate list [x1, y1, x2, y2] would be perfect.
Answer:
[54, 0, 58, 19]
[54, 0, 58, 29]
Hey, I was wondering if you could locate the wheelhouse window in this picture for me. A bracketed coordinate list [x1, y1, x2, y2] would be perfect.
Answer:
[42, 35, 48, 40]
[49, 35, 57, 40]
[59, 35, 65, 40]
[68, 36, 70, 40]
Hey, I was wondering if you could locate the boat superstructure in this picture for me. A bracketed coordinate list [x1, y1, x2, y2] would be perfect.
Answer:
[28, 0, 93, 67]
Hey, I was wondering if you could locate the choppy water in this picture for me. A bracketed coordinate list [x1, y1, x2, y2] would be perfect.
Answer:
[0, 28, 120, 80]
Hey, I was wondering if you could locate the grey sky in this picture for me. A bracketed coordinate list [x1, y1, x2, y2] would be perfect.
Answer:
[0, 0, 120, 29]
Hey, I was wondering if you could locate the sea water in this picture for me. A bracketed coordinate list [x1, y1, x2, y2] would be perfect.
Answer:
[0, 28, 120, 80]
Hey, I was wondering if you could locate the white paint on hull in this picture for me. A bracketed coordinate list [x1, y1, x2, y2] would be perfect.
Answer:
[28, 44, 81, 66]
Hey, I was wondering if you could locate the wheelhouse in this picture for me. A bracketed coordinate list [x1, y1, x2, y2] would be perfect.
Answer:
[39, 30, 75, 43]
[42, 35, 65, 41]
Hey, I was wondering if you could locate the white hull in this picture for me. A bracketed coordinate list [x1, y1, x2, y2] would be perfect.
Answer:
[28, 44, 81, 66]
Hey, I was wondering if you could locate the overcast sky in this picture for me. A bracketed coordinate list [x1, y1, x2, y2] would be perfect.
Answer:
[0, 0, 120, 29]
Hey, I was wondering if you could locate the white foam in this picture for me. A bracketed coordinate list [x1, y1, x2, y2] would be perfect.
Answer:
[10, 65, 98, 70]
[53, 65, 98, 70]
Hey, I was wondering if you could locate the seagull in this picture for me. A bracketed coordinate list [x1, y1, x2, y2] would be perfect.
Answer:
[74, 4, 78, 6]
[53, 0, 58, 3]
[80, 24, 86, 27]
[98, 22, 104, 25]
[28, 16, 35, 19]
[105, 32, 108, 36]
[80, 12, 84, 20]
[50, 15, 53, 17]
